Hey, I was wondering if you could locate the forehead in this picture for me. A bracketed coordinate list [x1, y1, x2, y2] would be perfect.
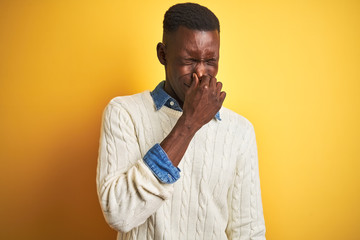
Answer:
[166, 26, 220, 56]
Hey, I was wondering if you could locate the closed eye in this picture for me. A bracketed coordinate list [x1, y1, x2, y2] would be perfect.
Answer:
[183, 58, 197, 65]
[207, 59, 217, 65]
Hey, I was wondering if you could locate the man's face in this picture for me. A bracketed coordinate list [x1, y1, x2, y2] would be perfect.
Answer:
[160, 26, 220, 106]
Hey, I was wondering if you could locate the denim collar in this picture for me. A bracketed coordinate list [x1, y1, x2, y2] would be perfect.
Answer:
[150, 81, 221, 121]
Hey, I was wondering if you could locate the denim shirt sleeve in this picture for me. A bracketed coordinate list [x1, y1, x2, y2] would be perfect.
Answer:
[143, 143, 181, 184]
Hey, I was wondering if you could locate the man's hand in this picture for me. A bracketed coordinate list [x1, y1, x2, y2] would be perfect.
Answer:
[160, 74, 226, 167]
[182, 73, 226, 133]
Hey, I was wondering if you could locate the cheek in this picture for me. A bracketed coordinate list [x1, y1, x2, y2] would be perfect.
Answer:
[179, 65, 193, 75]
[172, 66, 193, 84]
[207, 65, 218, 77]
[168, 64, 188, 77]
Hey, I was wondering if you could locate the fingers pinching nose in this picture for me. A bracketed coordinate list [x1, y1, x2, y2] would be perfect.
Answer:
[191, 73, 200, 87]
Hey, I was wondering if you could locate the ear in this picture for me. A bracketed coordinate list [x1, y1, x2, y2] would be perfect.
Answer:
[156, 42, 167, 66]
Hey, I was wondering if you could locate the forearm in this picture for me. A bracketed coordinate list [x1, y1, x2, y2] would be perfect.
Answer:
[160, 115, 199, 167]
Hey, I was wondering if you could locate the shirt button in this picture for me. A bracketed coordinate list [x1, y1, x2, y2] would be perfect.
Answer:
[169, 101, 174, 106]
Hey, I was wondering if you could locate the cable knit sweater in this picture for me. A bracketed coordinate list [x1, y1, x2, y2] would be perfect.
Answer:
[96, 91, 266, 240]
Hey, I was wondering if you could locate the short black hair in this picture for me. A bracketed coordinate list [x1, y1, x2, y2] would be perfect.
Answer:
[163, 3, 220, 34]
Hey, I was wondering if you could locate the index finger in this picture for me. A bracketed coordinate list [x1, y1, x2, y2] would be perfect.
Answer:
[199, 75, 211, 88]
[190, 73, 199, 90]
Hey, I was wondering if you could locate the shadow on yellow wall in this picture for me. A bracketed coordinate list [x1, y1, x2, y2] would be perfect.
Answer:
[0, 0, 359, 239]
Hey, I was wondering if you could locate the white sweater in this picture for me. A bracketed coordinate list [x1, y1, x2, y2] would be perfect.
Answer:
[96, 91, 266, 240]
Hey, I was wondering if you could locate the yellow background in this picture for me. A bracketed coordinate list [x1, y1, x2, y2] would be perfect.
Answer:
[1, 0, 359, 239]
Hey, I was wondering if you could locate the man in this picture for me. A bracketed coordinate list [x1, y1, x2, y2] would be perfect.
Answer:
[97, 3, 265, 239]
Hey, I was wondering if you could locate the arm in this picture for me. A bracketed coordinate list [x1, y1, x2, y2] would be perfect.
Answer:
[161, 73, 226, 166]
[96, 102, 174, 233]
[226, 123, 266, 239]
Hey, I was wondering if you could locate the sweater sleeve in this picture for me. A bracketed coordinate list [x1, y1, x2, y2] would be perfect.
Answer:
[96, 101, 174, 233]
[226, 122, 266, 239]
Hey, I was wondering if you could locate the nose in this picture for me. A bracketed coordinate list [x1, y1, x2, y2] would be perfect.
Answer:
[194, 61, 206, 79]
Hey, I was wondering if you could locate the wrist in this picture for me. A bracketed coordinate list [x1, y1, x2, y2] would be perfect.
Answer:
[175, 115, 200, 137]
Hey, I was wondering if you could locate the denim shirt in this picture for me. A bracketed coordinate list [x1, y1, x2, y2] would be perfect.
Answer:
[143, 81, 221, 184]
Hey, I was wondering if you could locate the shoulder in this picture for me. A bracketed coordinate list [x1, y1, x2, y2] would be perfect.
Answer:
[108, 91, 153, 110]
[219, 106, 255, 132]
[102, 91, 155, 122]
[219, 107, 257, 154]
